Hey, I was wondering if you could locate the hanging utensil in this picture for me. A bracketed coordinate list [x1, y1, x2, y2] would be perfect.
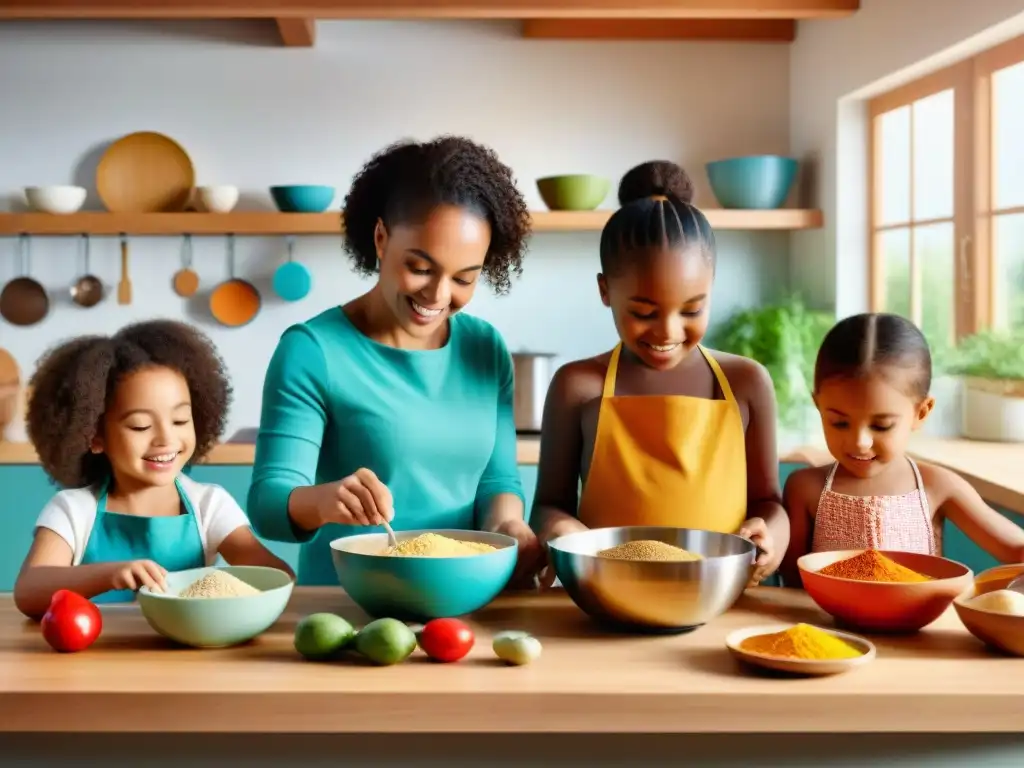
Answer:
[0, 235, 49, 327]
[272, 236, 312, 302]
[209, 234, 261, 328]
[70, 234, 104, 308]
[117, 233, 132, 305]
[172, 234, 200, 298]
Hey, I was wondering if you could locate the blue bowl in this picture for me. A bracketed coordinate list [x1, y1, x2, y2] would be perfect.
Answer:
[330, 529, 517, 621]
[137, 565, 294, 648]
[269, 185, 336, 213]
[705, 155, 798, 210]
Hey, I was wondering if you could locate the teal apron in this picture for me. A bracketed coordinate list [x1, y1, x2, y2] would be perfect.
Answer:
[81, 476, 206, 604]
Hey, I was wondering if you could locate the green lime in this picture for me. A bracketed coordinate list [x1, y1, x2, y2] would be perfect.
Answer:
[294, 613, 356, 660]
[354, 618, 417, 666]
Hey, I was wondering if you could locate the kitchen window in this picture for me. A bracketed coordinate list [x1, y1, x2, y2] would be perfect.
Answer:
[868, 33, 1024, 349]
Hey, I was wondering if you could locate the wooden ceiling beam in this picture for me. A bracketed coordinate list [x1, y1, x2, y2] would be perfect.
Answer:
[274, 17, 316, 45]
[522, 18, 796, 41]
[0, 0, 859, 21]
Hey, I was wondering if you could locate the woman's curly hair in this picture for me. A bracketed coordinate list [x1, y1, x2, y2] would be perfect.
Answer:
[26, 319, 232, 488]
[342, 135, 532, 295]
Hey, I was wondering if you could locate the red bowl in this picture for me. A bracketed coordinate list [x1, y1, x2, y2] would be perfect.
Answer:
[797, 550, 973, 634]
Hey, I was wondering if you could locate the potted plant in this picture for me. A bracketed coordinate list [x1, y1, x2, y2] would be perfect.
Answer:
[708, 296, 833, 444]
[944, 329, 1024, 442]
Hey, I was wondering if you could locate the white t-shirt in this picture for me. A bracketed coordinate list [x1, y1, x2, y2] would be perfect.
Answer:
[34, 475, 251, 566]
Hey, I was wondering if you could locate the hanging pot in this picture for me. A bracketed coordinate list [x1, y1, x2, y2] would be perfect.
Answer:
[0, 235, 49, 327]
[209, 234, 261, 328]
[172, 234, 200, 297]
[272, 236, 311, 302]
[70, 234, 104, 308]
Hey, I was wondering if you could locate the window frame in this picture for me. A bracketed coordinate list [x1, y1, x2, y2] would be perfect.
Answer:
[867, 33, 1024, 340]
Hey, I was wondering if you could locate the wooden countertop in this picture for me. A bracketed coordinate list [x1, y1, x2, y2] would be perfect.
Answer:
[0, 587, 1021, 733]
[2, 436, 1023, 515]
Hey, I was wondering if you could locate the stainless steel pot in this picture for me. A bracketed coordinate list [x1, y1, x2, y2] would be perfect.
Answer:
[512, 352, 556, 433]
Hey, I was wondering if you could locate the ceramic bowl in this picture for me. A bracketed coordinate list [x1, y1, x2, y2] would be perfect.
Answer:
[270, 185, 336, 213]
[705, 155, 798, 209]
[24, 185, 87, 214]
[329, 529, 517, 621]
[798, 550, 973, 634]
[197, 185, 239, 213]
[726, 623, 876, 676]
[547, 526, 756, 633]
[536, 174, 610, 211]
[953, 563, 1024, 656]
[137, 565, 294, 648]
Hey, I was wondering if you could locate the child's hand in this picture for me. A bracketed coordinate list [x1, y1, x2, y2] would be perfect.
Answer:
[737, 517, 775, 587]
[110, 560, 168, 593]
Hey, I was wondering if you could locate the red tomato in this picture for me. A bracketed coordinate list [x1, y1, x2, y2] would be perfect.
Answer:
[418, 618, 475, 663]
[41, 589, 102, 653]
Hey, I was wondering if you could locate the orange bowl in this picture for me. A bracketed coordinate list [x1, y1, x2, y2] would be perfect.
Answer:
[797, 550, 973, 634]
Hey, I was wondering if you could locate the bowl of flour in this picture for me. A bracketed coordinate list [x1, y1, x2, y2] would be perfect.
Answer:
[137, 565, 294, 648]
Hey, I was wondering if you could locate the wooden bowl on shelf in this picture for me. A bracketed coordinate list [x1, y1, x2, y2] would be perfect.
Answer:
[797, 550, 973, 634]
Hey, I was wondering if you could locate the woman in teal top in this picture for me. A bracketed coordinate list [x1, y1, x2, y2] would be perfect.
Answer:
[248, 136, 541, 586]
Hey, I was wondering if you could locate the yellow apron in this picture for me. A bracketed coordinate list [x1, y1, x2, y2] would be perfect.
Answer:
[577, 343, 747, 532]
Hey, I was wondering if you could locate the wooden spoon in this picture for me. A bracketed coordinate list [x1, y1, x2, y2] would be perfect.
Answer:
[117, 234, 132, 305]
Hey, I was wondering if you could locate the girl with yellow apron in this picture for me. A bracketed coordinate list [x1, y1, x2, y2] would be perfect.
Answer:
[532, 161, 788, 584]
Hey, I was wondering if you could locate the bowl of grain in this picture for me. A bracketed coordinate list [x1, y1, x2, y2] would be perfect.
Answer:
[137, 565, 294, 648]
[329, 529, 517, 621]
[797, 549, 972, 634]
[953, 564, 1024, 656]
[546, 526, 756, 633]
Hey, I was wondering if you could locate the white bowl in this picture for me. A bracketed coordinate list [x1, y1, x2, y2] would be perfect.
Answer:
[198, 185, 239, 213]
[24, 185, 87, 214]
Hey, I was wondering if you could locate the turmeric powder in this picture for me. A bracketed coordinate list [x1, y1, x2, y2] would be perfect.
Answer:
[739, 623, 863, 660]
[817, 550, 931, 583]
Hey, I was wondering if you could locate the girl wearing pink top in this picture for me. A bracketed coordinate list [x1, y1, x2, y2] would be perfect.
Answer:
[781, 313, 1024, 588]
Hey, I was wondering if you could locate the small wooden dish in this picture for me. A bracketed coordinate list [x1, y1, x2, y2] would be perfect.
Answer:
[725, 623, 876, 676]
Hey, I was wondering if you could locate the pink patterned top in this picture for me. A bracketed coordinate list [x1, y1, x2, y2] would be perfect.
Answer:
[811, 457, 938, 555]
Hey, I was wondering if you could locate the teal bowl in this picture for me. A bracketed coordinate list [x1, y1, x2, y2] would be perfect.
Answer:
[705, 155, 798, 209]
[536, 174, 610, 211]
[269, 185, 336, 213]
[330, 529, 517, 621]
[137, 565, 294, 648]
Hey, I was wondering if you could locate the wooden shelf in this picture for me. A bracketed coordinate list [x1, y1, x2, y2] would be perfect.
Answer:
[0, 209, 823, 236]
[0, 1, 860, 22]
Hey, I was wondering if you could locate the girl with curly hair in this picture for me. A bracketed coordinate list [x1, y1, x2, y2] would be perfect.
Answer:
[14, 320, 292, 618]
[248, 136, 542, 587]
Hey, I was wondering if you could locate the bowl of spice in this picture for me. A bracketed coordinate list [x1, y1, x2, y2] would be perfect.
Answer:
[726, 622, 876, 676]
[329, 529, 517, 622]
[547, 526, 756, 633]
[137, 565, 294, 648]
[797, 549, 972, 634]
[953, 565, 1024, 656]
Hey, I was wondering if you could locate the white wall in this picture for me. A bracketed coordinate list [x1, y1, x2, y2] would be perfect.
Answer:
[789, 0, 1024, 318]
[0, 20, 792, 435]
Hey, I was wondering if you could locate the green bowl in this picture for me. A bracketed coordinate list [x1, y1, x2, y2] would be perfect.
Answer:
[137, 565, 294, 648]
[329, 529, 517, 622]
[536, 174, 610, 211]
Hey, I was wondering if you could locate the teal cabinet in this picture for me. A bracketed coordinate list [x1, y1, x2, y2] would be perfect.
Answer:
[0, 461, 1018, 592]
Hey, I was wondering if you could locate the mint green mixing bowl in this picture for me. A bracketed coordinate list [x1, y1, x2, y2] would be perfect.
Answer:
[330, 529, 517, 621]
[137, 565, 294, 648]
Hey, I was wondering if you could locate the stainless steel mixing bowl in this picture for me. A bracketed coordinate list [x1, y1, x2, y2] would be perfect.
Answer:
[547, 526, 756, 633]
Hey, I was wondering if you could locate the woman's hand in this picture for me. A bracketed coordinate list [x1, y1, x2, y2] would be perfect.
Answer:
[493, 518, 546, 590]
[316, 468, 394, 526]
[536, 515, 589, 589]
[737, 517, 776, 587]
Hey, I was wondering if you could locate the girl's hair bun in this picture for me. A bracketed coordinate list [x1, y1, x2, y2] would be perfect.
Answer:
[617, 160, 694, 206]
